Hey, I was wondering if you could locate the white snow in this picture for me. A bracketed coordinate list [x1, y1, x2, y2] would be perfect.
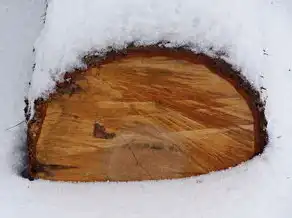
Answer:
[1, 0, 292, 218]
[0, 0, 45, 172]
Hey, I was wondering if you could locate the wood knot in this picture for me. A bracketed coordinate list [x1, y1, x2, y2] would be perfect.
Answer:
[93, 122, 116, 139]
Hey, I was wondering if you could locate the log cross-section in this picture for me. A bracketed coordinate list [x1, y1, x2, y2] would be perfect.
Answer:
[27, 47, 267, 182]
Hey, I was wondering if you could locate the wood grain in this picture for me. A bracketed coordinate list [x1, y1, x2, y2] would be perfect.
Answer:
[32, 52, 258, 182]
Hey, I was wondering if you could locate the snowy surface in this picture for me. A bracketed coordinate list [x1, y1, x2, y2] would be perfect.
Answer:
[1, 0, 292, 218]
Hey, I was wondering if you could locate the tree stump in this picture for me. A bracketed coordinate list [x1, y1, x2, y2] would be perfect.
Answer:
[27, 47, 267, 182]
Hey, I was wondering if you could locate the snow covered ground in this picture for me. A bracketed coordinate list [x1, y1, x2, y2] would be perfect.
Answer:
[1, 0, 292, 217]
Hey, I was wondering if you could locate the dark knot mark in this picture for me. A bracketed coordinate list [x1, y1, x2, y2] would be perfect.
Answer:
[31, 160, 77, 179]
[93, 122, 116, 139]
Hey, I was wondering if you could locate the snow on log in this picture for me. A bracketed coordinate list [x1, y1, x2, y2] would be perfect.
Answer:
[26, 46, 268, 182]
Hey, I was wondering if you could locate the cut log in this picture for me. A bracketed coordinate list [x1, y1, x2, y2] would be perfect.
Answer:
[27, 47, 267, 182]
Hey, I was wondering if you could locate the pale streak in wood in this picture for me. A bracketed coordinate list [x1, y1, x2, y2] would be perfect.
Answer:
[36, 56, 254, 182]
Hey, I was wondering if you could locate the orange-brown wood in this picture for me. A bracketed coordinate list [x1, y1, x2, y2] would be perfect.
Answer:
[28, 48, 266, 182]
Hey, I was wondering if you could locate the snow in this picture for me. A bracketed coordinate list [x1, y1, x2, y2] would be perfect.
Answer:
[1, 0, 292, 218]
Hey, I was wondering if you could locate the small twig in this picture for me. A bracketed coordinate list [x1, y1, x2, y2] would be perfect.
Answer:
[5, 120, 25, 131]
[263, 49, 269, 56]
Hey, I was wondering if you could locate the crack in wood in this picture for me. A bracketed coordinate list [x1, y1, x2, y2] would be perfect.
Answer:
[129, 146, 153, 180]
